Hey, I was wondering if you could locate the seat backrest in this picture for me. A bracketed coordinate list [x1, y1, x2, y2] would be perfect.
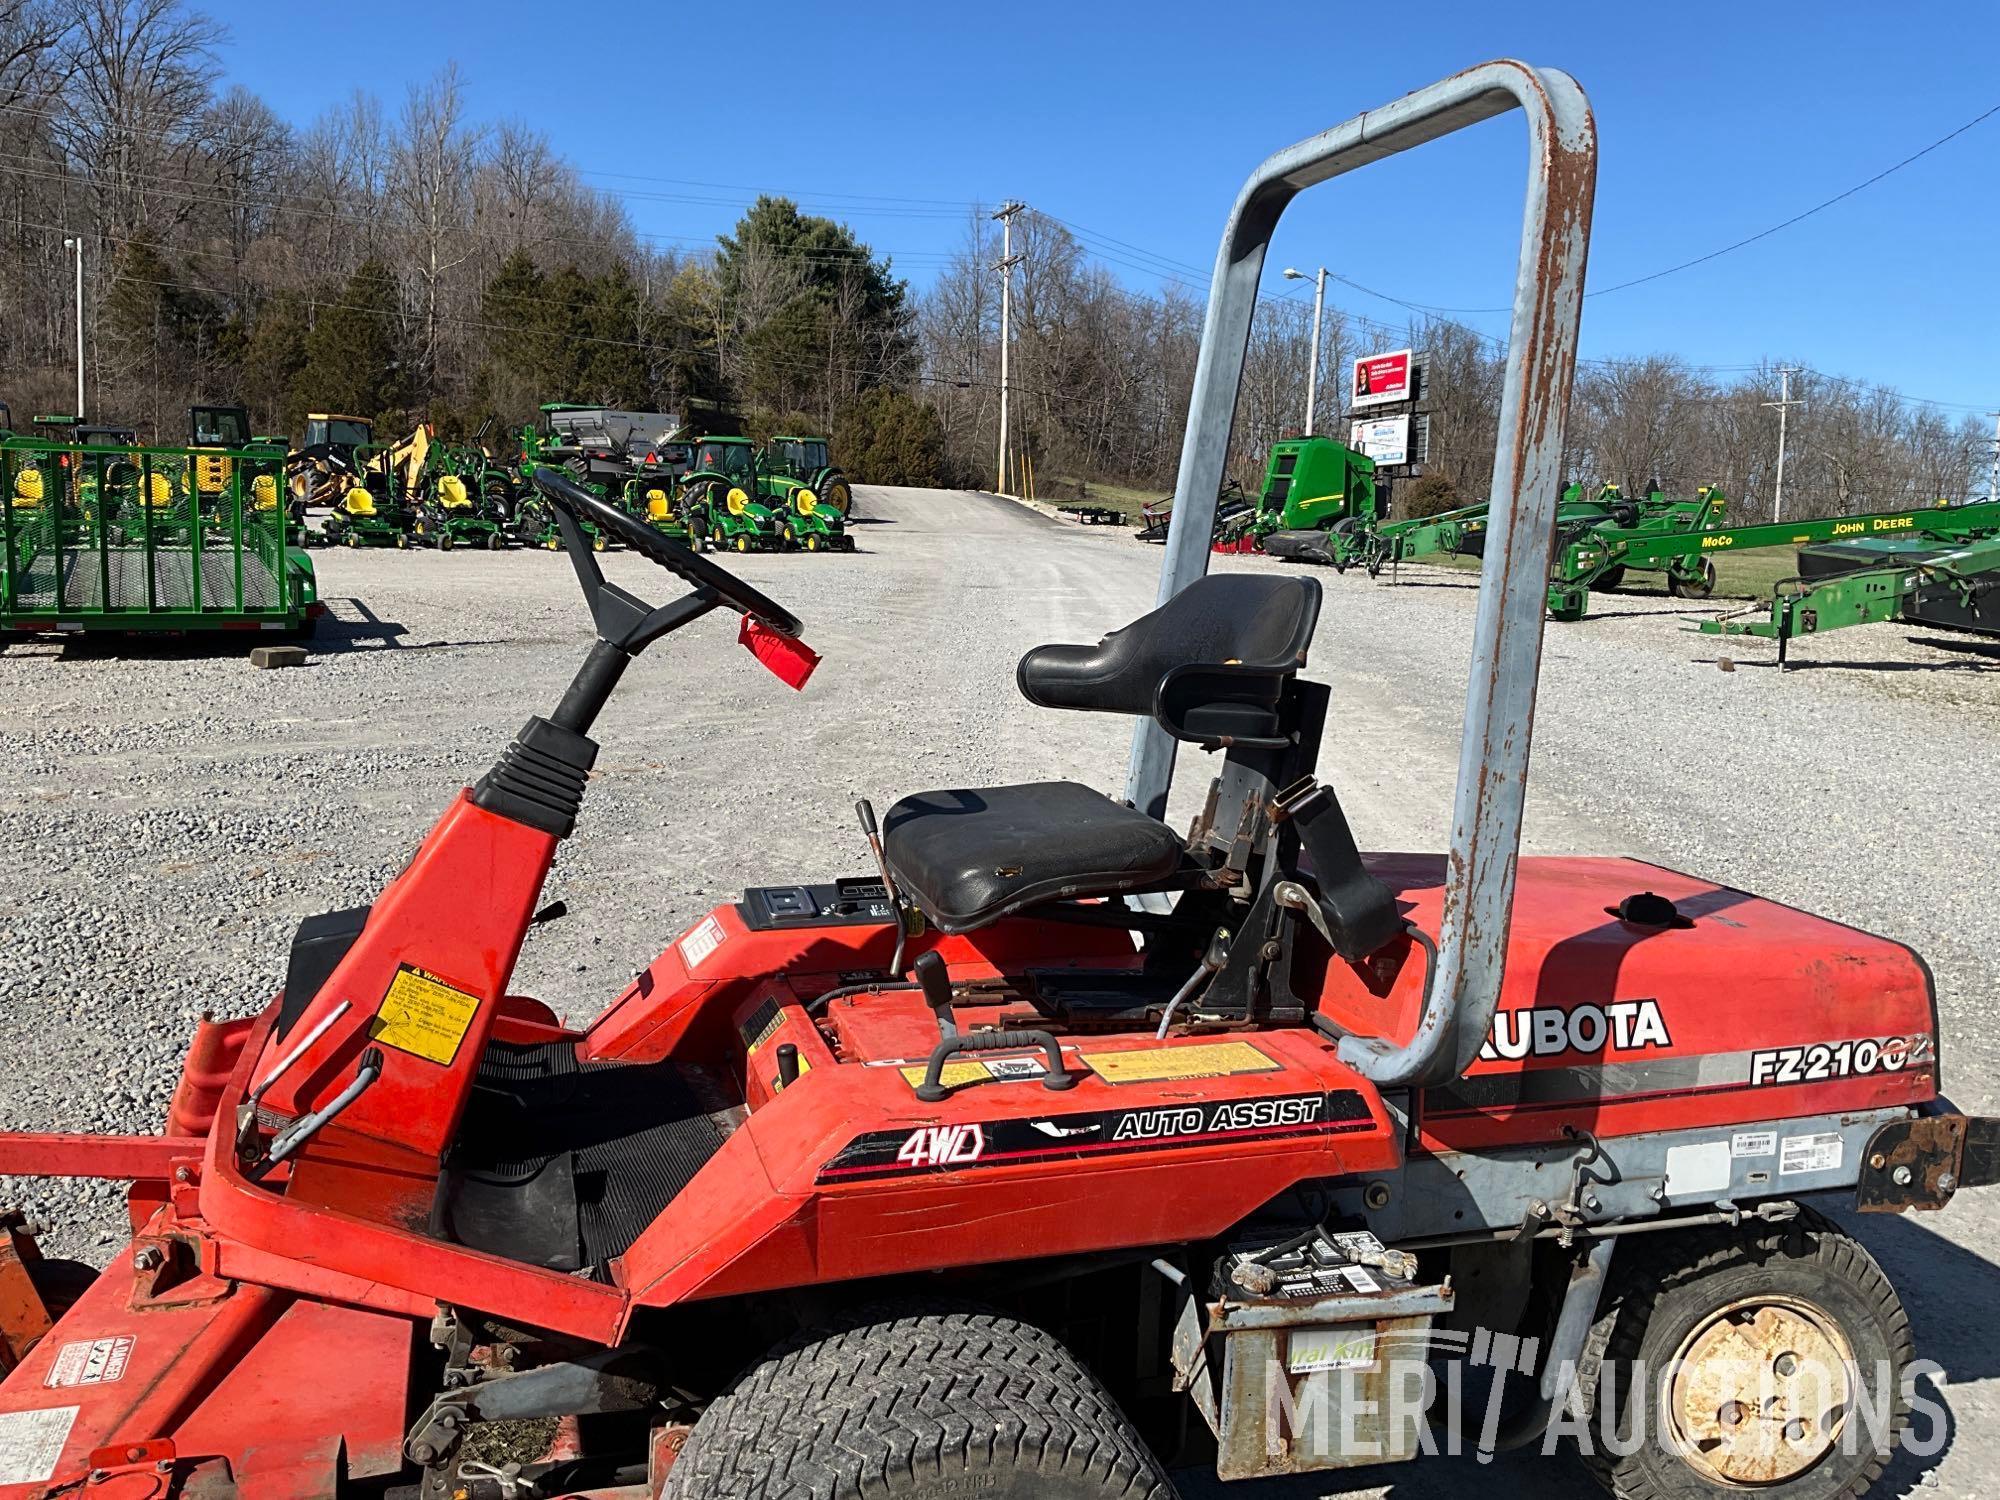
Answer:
[1017, 574, 1320, 747]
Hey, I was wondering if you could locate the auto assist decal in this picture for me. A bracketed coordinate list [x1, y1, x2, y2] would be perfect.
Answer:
[817, 1089, 1374, 1184]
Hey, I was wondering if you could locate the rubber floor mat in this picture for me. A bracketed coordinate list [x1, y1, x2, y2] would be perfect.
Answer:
[436, 1040, 729, 1279]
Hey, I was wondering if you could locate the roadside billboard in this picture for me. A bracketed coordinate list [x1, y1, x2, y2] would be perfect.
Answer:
[1349, 415, 1410, 465]
[1351, 349, 1412, 410]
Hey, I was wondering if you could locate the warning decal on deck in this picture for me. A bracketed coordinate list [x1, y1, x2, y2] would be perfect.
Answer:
[1079, 1040, 1281, 1085]
[679, 914, 726, 972]
[44, 1335, 134, 1388]
[899, 1055, 1049, 1090]
[0, 1406, 77, 1485]
[368, 964, 482, 1066]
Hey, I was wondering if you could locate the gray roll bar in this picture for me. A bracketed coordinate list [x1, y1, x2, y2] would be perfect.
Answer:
[1122, 61, 1597, 1088]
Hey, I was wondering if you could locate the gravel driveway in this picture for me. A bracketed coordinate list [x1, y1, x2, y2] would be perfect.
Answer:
[2, 485, 1993, 1497]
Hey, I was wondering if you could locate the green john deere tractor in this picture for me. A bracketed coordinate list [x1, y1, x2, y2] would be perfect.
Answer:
[318, 427, 424, 549]
[757, 434, 854, 552]
[681, 435, 780, 553]
[760, 435, 855, 518]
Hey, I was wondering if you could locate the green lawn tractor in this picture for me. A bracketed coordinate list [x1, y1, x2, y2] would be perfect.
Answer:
[414, 427, 512, 551]
[513, 429, 609, 552]
[317, 429, 425, 549]
[618, 440, 701, 544]
[414, 468, 507, 550]
[1215, 436, 1382, 557]
[681, 435, 780, 553]
[760, 434, 856, 520]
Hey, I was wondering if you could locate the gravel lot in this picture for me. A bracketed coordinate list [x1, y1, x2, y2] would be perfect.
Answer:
[2, 485, 1995, 1497]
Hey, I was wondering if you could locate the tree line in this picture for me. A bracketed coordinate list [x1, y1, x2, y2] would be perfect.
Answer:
[1, 0, 1986, 512]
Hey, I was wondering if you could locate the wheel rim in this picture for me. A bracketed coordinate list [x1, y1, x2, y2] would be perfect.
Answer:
[1666, 1294, 1855, 1486]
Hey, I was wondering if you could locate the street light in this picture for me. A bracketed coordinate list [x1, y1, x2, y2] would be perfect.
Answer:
[62, 236, 83, 420]
[1282, 265, 1327, 436]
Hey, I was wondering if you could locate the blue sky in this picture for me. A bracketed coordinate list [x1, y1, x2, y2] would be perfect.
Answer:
[216, 0, 1998, 418]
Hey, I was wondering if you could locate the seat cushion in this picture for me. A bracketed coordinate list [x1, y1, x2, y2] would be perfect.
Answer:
[883, 781, 1186, 932]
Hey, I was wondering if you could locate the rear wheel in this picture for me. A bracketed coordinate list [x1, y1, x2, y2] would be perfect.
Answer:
[1596, 564, 1628, 591]
[1670, 558, 1718, 599]
[1573, 1208, 1913, 1500]
[663, 1307, 1174, 1499]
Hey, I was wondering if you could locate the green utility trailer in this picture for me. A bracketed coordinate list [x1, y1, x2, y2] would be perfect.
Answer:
[681, 436, 780, 553]
[1216, 436, 1382, 556]
[1, 433, 319, 638]
[1546, 496, 2000, 621]
[760, 434, 855, 520]
[1697, 530, 2000, 664]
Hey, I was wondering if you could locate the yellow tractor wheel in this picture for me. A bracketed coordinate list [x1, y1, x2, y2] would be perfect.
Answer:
[805, 534, 821, 552]
[735, 535, 750, 553]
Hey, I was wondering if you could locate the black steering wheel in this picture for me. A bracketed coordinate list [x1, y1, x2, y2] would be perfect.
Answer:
[530, 466, 801, 638]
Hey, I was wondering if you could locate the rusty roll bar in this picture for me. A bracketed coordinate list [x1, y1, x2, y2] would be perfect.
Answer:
[1124, 61, 1597, 1088]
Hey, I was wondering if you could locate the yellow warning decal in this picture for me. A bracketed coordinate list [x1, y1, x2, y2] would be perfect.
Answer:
[1080, 1040, 1281, 1085]
[899, 1054, 1050, 1090]
[368, 964, 482, 1066]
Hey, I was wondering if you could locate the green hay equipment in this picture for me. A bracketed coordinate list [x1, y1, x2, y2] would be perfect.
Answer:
[1217, 436, 1383, 556]
[1694, 514, 2000, 662]
[1, 430, 319, 638]
[1544, 494, 2000, 621]
[682, 435, 780, 553]
[760, 434, 856, 519]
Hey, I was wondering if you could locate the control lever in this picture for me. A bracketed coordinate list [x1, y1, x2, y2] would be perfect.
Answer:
[855, 798, 913, 978]
[913, 950, 959, 1043]
[244, 1047, 384, 1181]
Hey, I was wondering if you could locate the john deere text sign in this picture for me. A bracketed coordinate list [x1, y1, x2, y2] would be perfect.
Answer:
[1351, 349, 1412, 410]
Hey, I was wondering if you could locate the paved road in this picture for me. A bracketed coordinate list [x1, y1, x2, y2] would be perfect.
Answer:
[1, 485, 1992, 1498]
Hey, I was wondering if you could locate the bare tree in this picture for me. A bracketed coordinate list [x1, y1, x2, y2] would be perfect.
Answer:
[391, 62, 483, 399]
[50, 0, 223, 239]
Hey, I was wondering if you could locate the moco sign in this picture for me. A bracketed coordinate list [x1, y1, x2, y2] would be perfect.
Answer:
[1351, 349, 1412, 410]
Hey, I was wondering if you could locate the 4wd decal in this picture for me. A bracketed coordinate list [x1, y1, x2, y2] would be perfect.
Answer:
[1479, 999, 1671, 1062]
[819, 1090, 1371, 1183]
[1749, 1035, 1931, 1087]
[896, 1124, 986, 1167]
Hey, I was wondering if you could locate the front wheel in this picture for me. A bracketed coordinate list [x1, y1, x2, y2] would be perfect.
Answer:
[1573, 1207, 1914, 1500]
[664, 1307, 1173, 1499]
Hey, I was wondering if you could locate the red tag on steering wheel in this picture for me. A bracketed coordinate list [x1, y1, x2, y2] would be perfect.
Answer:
[739, 615, 820, 690]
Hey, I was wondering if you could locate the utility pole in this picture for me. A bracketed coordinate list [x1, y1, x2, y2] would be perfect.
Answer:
[1282, 266, 1327, 434]
[63, 236, 84, 419]
[992, 201, 1024, 494]
[1762, 366, 1804, 521]
[1987, 409, 1999, 504]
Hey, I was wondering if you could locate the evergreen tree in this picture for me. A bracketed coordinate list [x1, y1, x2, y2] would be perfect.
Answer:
[294, 259, 409, 423]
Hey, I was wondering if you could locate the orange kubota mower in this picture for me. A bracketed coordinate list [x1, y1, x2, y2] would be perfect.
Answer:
[1, 61, 1992, 1500]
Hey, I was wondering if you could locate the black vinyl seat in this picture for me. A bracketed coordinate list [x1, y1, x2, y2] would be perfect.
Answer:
[882, 782, 1186, 932]
[881, 575, 1323, 933]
